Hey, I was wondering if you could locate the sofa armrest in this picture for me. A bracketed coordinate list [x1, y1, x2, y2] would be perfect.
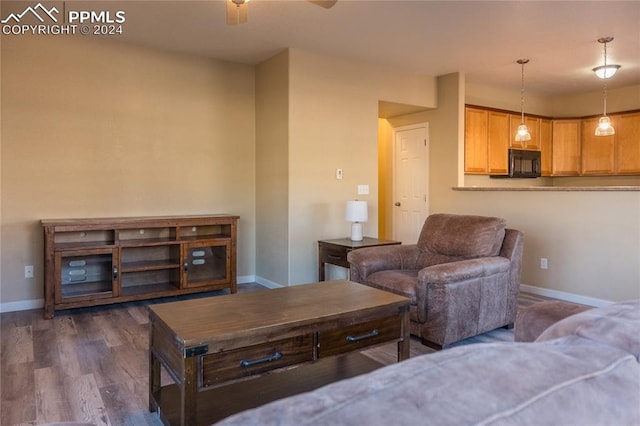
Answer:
[348, 245, 420, 282]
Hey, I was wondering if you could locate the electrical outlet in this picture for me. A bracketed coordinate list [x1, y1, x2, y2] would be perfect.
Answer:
[540, 258, 548, 270]
[25, 265, 34, 278]
[336, 169, 343, 180]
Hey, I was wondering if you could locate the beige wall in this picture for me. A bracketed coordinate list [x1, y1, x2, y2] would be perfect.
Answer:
[285, 49, 437, 285]
[382, 74, 640, 303]
[255, 51, 290, 285]
[1, 36, 256, 305]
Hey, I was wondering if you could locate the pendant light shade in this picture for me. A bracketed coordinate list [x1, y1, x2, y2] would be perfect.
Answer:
[595, 116, 615, 136]
[515, 59, 531, 142]
[593, 64, 621, 79]
[594, 37, 617, 137]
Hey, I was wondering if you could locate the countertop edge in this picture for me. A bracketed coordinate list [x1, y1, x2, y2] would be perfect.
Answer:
[452, 186, 640, 192]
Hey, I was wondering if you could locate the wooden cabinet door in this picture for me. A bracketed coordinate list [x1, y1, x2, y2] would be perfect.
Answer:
[509, 115, 540, 150]
[509, 114, 524, 149]
[581, 117, 614, 175]
[614, 112, 640, 174]
[552, 120, 581, 176]
[487, 111, 509, 175]
[182, 240, 231, 288]
[464, 107, 488, 173]
[539, 119, 553, 176]
[55, 248, 117, 303]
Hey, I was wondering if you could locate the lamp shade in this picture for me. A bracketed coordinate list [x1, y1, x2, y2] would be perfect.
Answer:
[345, 200, 368, 222]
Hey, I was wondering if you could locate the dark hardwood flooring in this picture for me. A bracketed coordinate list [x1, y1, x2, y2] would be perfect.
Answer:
[0, 284, 552, 426]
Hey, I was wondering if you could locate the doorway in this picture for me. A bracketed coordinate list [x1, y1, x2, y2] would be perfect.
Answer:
[393, 123, 429, 244]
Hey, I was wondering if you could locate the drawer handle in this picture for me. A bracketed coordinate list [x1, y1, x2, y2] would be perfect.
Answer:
[327, 255, 343, 260]
[240, 351, 282, 368]
[346, 329, 379, 342]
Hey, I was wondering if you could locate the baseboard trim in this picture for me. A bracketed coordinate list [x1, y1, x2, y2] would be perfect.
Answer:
[0, 298, 44, 313]
[520, 284, 612, 308]
[0, 282, 611, 314]
[237, 275, 256, 284]
[0, 276, 273, 314]
[254, 276, 284, 289]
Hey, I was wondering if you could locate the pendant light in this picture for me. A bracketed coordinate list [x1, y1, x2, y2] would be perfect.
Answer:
[593, 37, 621, 79]
[594, 37, 617, 136]
[515, 59, 531, 142]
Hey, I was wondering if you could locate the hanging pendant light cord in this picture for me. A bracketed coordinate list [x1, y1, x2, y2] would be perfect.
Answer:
[602, 41, 608, 116]
[520, 60, 526, 124]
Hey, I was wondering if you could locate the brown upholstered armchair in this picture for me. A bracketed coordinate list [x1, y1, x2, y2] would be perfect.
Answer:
[347, 214, 524, 349]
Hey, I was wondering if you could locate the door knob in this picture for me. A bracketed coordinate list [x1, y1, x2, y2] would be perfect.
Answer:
[394, 202, 401, 207]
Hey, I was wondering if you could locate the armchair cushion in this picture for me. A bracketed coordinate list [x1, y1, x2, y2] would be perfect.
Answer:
[418, 214, 506, 258]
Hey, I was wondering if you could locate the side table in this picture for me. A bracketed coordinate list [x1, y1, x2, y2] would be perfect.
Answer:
[318, 237, 401, 281]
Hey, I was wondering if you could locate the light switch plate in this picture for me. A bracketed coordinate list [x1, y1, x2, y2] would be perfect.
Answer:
[358, 184, 369, 195]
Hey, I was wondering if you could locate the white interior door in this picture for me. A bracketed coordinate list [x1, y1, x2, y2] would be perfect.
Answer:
[393, 124, 429, 244]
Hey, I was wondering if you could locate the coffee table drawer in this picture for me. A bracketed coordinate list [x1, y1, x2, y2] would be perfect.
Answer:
[317, 316, 401, 357]
[200, 334, 315, 387]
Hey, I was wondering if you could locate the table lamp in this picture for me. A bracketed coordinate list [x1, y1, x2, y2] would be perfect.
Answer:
[345, 200, 368, 241]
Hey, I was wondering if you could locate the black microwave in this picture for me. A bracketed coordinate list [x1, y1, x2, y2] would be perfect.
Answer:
[493, 149, 541, 178]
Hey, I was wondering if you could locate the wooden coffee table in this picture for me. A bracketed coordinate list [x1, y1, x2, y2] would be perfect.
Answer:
[148, 280, 410, 425]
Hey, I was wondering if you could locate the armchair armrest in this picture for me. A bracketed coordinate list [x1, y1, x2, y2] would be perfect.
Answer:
[418, 257, 510, 284]
[348, 244, 420, 282]
[415, 257, 511, 324]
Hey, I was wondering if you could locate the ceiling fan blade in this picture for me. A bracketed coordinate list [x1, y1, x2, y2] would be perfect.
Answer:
[226, 1, 248, 25]
[307, 0, 337, 9]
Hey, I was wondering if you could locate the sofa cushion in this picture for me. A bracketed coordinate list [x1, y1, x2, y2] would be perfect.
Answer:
[216, 337, 640, 426]
[536, 299, 640, 360]
[417, 214, 506, 258]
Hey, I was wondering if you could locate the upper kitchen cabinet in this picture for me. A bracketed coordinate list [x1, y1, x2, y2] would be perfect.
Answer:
[582, 112, 640, 175]
[552, 119, 581, 176]
[581, 117, 615, 175]
[465, 107, 489, 174]
[487, 111, 510, 175]
[614, 112, 640, 175]
[464, 107, 509, 175]
[539, 119, 553, 176]
[509, 115, 541, 151]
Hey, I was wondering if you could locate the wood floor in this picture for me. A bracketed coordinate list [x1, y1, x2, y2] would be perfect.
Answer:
[0, 285, 552, 426]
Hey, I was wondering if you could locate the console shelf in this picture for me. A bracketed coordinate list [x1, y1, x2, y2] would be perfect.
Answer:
[42, 214, 238, 319]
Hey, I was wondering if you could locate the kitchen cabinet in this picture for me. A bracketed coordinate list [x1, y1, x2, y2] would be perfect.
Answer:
[581, 117, 615, 175]
[552, 119, 581, 176]
[487, 111, 510, 174]
[581, 112, 640, 176]
[464, 105, 639, 178]
[464, 107, 509, 175]
[614, 112, 640, 175]
[464, 107, 489, 173]
[510, 115, 541, 151]
[539, 118, 553, 176]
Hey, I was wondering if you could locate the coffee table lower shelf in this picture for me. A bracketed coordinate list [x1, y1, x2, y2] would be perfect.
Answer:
[152, 352, 383, 425]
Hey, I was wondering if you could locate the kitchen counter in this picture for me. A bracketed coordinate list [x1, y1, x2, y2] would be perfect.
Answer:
[453, 186, 640, 191]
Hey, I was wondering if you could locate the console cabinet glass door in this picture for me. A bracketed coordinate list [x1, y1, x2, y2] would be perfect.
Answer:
[55, 248, 117, 303]
[183, 241, 230, 288]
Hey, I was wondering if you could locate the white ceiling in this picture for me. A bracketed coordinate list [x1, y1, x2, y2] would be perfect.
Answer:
[7, 1, 640, 96]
